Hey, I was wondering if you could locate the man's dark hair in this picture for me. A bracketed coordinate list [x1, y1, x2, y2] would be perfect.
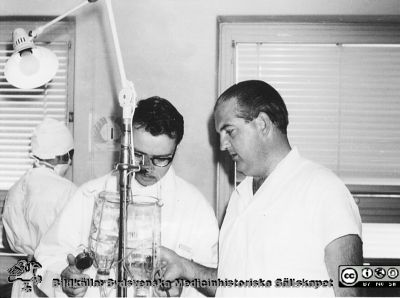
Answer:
[215, 80, 289, 135]
[132, 96, 184, 144]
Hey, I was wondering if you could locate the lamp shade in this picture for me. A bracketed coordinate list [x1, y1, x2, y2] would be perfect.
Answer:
[4, 28, 59, 89]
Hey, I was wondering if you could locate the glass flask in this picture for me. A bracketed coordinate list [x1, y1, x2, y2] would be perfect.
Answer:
[89, 191, 120, 297]
[125, 195, 161, 298]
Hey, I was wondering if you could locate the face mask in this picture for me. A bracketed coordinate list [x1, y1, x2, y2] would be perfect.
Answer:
[53, 161, 71, 177]
[31, 154, 70, 177]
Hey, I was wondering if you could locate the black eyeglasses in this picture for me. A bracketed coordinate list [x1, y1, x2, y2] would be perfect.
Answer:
[134, 149, 176, 167]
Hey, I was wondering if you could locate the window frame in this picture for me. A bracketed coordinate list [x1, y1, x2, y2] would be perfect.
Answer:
[217, 16, 400, 227]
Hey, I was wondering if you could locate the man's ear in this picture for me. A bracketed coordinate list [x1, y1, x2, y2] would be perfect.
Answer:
[254, 112, 273, 135]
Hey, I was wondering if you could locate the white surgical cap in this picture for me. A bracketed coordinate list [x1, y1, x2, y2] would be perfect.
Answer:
[31, 118, 74, 159]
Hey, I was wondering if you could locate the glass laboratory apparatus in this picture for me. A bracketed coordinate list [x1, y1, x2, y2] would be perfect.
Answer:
[125, 195, 162, 298]
[89, 191, 120, 297]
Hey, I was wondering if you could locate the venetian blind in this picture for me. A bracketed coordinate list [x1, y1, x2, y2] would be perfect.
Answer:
[228, 23, 400, 186]
[0, 19, 73, 190]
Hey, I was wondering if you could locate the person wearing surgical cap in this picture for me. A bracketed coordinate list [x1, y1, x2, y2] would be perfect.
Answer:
[2, 117, 77, 257]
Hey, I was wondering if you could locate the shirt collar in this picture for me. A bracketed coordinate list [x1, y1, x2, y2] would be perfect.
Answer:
[235, 147, 300, 197]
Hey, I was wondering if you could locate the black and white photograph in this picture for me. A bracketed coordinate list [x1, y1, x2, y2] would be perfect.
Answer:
[0, 1, 399, 297]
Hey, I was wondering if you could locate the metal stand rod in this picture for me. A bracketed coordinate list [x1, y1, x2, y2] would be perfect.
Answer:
[104, 1, 138, 296]
[117, 118, 132, 297]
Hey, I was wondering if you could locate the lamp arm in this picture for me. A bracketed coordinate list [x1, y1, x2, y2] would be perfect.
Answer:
[30, 0, 98, 39]
[104, 0, 137, 119]
[29, 0, 137, 116]
[29, 0, 137, 117]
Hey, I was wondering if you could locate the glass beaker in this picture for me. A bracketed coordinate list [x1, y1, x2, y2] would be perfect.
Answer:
[125, 195, 161, 298]
[89, 191, 120, 296]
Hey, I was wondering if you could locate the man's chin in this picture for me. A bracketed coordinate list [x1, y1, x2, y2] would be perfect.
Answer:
[135, 174, 157, 186]
[235, 161, 244, 172]
[235, 162, 250, 177]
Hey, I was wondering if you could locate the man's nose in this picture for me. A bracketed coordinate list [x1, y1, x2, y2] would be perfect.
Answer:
[141, 155, 154, 169]
[219, 133, 230, 151]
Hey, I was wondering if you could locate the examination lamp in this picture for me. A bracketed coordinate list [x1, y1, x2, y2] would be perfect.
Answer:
[5, 0, 139, 297]
[4, 28, 58, 89]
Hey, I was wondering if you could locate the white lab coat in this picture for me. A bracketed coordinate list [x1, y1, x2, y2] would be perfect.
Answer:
[2, 167, 77, 255]
[217, 148, 361, 297]
[34, 167, 219, 297]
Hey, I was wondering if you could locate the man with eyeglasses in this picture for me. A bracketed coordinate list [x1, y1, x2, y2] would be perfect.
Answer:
[33, 97, 219, 298]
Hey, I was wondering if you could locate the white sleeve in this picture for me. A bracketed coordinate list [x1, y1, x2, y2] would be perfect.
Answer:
[27, 182, 78, 251]
[180, 195, 219, 298]
[35, 186, 95, 271]
[33, 185, 96, 297]
[312, 171, 362, 248]
[190, 200, 219, 269]
[2, 180, 30, 254]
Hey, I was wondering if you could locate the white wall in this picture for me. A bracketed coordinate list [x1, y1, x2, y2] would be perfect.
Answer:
[2, 0, 400, 209]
